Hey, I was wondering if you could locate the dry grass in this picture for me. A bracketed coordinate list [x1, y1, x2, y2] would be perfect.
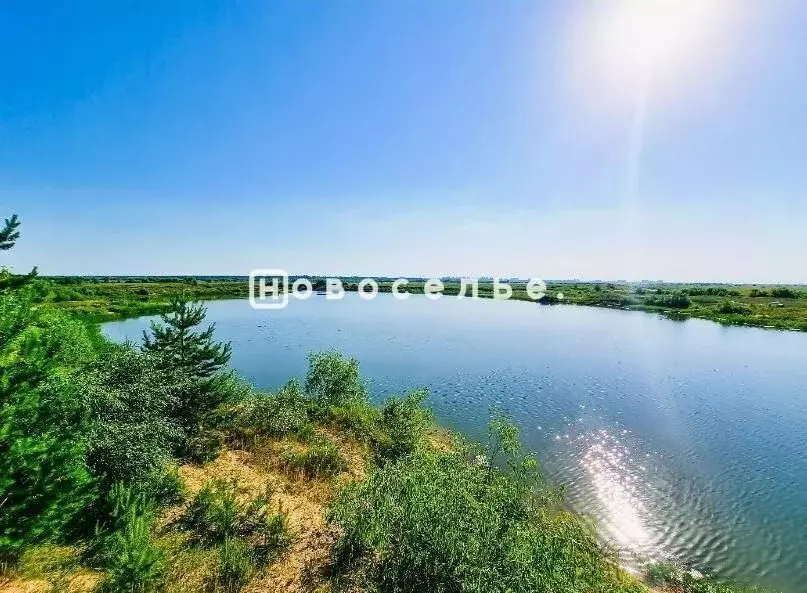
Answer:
[0, 545, 100, 593]
[173, 429, 368, 592]
[1, 429, 367, 593]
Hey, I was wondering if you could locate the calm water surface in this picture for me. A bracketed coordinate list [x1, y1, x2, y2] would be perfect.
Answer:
[104, 295, 807, 592]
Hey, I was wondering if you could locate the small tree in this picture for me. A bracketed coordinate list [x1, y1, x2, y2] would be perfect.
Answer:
[142, 297, 232, 379]
[305, 350, 367, 407]
[0, 213, 38, 292]
[142, 297, 233, 460]
[0, 215, 90, 563]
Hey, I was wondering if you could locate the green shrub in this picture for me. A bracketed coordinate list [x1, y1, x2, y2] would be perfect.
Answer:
[305, 350, 367, 406]
[770, 287, 798, 299]
[280, 439, 348, 478]
[748, 288, 770, 298]
[146, 464, 186, 507]
[328, 419, 642, 593]
[207, 537, 253, 593]
[181, 479, 289, 552]
[375, 388, 432, 461]
[80, 345, 185, 489]
[181, 479, 244, 546]
[96, 509, 166, 593]
[717, 301, 752, 315]
[86, 482, 156, 566]
[249, 511, 291, 568]
[185, 429, 228, 464]
[645, 291, 691, 309]
[0, 291, 97, 564]
[323, 398, 381, 440]
[234, 378, 311, 441]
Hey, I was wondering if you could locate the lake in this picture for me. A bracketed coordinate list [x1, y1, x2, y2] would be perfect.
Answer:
[103, 294, 807, 592]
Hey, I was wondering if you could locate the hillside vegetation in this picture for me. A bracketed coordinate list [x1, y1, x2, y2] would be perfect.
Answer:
[1, 214, 774, 592]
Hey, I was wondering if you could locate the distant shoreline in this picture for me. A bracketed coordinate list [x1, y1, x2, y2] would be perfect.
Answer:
[40, 276, 807, 332]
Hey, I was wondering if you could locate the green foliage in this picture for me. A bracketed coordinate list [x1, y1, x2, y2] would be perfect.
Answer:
[375, 389, 432, 461]
[0, 213, 22, 250]
[0, 214, 38, 292]
[770, 287, 798, 299]
[328, 418, 641, 593]
[249, 510, 290, 568]
[142, 297, 235, 461]
[181, 479, 290, 553]
[143, 297, 232, 380]
[207, 537, 253, 593]
[80, 345, 185, 488]
[181, 479, 246, 547]
[280, 439, 348, 478]
[305, 350, 367, 406]
[685, 287, 740, 297]
[645, 291, 692, 309]
[0, 291, 97, 563]
[95, 495, 166, 593]
[233, 378, 311, 442]
[147, 464, 186, 507]
[321, 398, 382, 442]
[717, 301, 752, 315]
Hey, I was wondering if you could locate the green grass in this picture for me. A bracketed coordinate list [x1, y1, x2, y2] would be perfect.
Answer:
[180, 479, 289, 551]
[279, 438, 349, 478]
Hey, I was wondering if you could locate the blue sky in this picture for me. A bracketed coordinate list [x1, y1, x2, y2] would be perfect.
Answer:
[2, 1, 805, 282]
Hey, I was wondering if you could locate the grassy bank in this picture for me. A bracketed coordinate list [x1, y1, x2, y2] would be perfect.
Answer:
[1, 294, 772, 592]
[41, 276, 807, 331]
[2, 276, 648, 592]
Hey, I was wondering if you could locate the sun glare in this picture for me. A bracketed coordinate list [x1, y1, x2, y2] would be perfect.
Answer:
[569, 0, 742, 98]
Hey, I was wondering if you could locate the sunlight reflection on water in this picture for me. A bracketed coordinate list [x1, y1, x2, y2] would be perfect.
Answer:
[580, 430, 655, 555]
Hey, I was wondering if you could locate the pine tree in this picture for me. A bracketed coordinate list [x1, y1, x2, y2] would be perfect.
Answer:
[0, 213, 38, 292]
[142, 297, 232, 379]
[142, 297, 233, 460]
[0, 214, 22, 250]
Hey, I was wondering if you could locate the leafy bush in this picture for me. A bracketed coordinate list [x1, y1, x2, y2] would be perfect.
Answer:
[645, 291, 691, 309]
[321, 398, 382, 442]
[181, 480, 246, 546]
[249, 511, 290, 569]
[207, 537, 253, 593]
[770, 287, 798, 299]
[233, 378, 311, 442]
[685, 287, 740, 297]
[328, 419, 642, 593]
[0, 291, 97, 563]
[375, 388, 433, 460]
[87, 482, 155, 566]
[146, 464, 186, 507]
[80, 345, 185, 489]
[280, 439, 348, 478]
[305, 350, 367, 406]
[717, 301, 752, 315]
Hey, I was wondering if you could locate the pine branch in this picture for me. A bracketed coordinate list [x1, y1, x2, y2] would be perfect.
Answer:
[0, 214, 22, 250]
